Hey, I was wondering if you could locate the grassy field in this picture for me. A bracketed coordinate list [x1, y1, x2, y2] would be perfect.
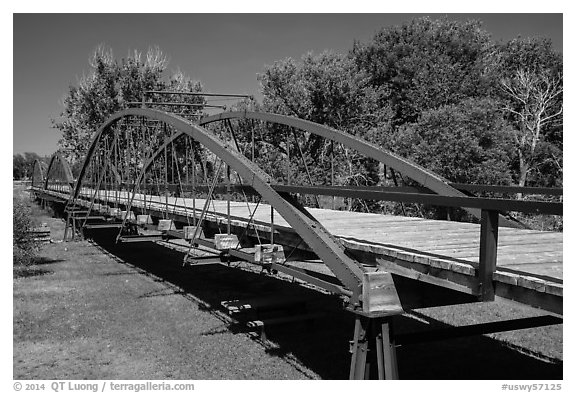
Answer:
[13, 186, 562, 380]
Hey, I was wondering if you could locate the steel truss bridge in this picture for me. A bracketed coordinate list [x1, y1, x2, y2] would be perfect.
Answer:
[30, 92, 563, 379]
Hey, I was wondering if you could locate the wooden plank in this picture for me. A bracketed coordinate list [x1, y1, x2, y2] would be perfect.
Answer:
[325, 221, 480, 233]
[375, 258, 478, 295]
[500, 263, 563, 279]
[495, 281, 562, 315]
[333, 228, 481, 241]
[340, 238, 477, 276]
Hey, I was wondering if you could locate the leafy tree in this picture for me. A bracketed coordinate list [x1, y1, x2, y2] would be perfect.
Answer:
[393, 98, 513, 185]
[52, 45, 204, 165]
[352, 17, 493, 126]
[258, 51, 392, 196]
[391, 98, 514, 219]
[260, 51, 388, 130]
[13, 152, 41, 180]
[13, 154, 26, 179]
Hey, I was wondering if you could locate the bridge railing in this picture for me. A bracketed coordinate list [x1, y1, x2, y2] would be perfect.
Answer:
[448, 183, 564, 197]
[267, 183, 562, 302]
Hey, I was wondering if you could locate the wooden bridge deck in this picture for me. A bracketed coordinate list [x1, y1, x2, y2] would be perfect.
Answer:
[127, 195, 562, 274]
[39, 188, 564, 312]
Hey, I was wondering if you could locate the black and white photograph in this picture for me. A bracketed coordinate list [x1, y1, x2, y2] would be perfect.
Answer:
[9, 4, 566, 388]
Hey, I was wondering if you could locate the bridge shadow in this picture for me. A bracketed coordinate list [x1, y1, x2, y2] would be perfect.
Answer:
[14, 257, 65, 279]
[88, 232, 562, 380]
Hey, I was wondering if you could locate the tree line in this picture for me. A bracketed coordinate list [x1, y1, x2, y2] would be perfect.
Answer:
[259, 17, 562, 193]
[24, 17, 562, 225]
[13, 152, 47, 180]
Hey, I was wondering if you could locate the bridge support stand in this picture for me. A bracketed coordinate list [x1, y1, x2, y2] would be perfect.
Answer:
[63, 211, 81, 241]
[63, 212, 70, 241]
[349, 313, 399, 380]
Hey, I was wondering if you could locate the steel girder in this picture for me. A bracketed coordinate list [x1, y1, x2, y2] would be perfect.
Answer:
[198, 111, 512, 225]
[71, 108, 400, 313]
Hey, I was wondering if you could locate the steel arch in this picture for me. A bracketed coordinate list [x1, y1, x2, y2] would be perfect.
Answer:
[31, 159, 47, 189]
[71, 108, 399, 312]
[44, 152, 74, 190]
[199, 111, 488, 223]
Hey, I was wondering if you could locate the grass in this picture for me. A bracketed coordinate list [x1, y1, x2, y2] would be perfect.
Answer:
[13, 185, 562, 380]
[13, 207, 314, 379]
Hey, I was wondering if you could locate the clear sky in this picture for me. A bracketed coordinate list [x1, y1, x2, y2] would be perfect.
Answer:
[13, 13, 563, 157]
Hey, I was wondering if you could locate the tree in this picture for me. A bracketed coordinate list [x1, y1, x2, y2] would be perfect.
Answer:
[351, 17, 493, 126]
[13, 152, 41, 180]
[500, 69, 562, 189]
[260, 51, 388, 129]
[391, 98, 514, 219]
[13, 154, 26, 179]
[52, 45, 204, 164]
[258, 51, 392, 193]
[492, 38, 563, 190]
[394, 98, 513, 183]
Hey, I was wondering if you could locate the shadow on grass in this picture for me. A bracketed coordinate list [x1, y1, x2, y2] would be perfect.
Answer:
[89, 232, 562, 380]
[33, 257, 66, 266]
[13, 256, 64, 279]
[13, 266, 52, 279]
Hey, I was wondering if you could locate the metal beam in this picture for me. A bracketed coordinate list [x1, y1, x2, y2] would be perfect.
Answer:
[43, 152, 74, 190]
[31, 159, 47, 188]
[146, 90, 252, 99]
[198, 112, 521, 227]
[450, 183, 563, 196]
[271, 184, 563, 216]
[130, 102, 226, 109]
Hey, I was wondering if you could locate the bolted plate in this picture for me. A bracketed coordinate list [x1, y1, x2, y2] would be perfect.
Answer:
[254, 244, 286, 264]
[137, 214, 154, 225]
[214, 234, 240, 250]
[361, 271, 403, 315]
[157, 219, 175, 231]
[183, 225, 204, 240]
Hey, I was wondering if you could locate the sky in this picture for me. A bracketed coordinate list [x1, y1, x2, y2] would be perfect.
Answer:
[13, 13, 563, 157]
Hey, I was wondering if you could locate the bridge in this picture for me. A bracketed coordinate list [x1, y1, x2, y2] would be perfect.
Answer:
[29, 92, 563, 379]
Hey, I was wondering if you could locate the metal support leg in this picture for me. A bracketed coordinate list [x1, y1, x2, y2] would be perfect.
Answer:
[380, 320, 399, 379]
[63, 212, 70, 242]
[79, 217, 85, 240]
[349, 315, 398, 380]
[349, 317, 369, 379]
[71, 214, 76, 240]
